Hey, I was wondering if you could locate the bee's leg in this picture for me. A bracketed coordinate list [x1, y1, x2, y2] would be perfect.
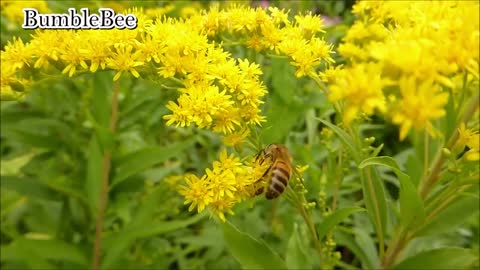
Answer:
[254, 160, 273, 184]
[260, 152, 273, 165]
[255, 148, 267, 163]
[253, 164, 272, 197]
[255, 186, 264, 196]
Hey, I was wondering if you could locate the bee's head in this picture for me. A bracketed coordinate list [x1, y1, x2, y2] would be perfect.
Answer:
[266, 144, 291, 161]
[265, 143, 287, 154]
[265, 143, 280, 152]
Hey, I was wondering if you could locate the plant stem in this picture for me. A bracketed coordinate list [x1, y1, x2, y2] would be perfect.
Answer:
[419, 92, 479, 199]
[382, 228, 410, 269]
[298, 202, 323, 259]
[285, 180, 323, 260]
[92, 80, 120, 270]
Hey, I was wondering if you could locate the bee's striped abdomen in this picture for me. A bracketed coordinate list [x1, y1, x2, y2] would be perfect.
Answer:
[266, 160, 291, 199]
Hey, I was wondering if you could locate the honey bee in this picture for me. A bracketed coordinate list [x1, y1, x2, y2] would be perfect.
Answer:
[255, 144, 293, 199]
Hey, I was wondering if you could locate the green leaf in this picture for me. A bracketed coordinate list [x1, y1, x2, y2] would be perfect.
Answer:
[405, 150, 422, 187]
[263, 92, 303, 144]
[271, 58, 297, 105]
[263, 58, 304, 143]
[111, 137, 196, 188]
[317, 118, 358, 162]
[0, 111, 44, 125]
[102, 213, 206, 269]
[359, 156, 425, 227]
[1, 238, 88, 267]
[317, 207, 364, 241]
[94, 124, 115, 153]
[286, 223, 310, 270]
[417, 195, 479, 236]
[371, 143, 384, 158]
[223, 221, 287, 270]
[86, 135, 103, 215]
[358, 167, 388, 255]
[7, 129, 59, 149]
[354, 228, 380, 269]
[85, 110, 115, 154]
[127, 212, 207, 239]
[394, 247, 477, 270]
[336, 231, 377, 270]
[0, 175, 57, 201]
[91, 72, 112, 127]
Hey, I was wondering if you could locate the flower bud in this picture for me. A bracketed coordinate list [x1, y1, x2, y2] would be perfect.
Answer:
[364, 137, 375, 144]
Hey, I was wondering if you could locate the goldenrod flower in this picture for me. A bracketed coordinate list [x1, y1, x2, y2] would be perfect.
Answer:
[328, 63, 386, 125]
[107, 45, 144, 81]
[206, 168, 237, 199]
[222, 128, 251, 147]
[391, 77, 449, 140]
[338, 1, 478, 139]
[190, 5, 333, 77]
[212, 109, 241, 134]
[81, 31, 110, 72]
[465, 134, 480, 161]
[179, 174, 213, 213]
[1, 37, 32, 70]
[30, 30, 62, 69]
[456, 123, 480, 161]
[163, 85, 238, 132]
[177, 148, 271, 222]
[295, 13, 325, 37]
[318, 64, 344, 84]
[337, 43, 369, 62]
[238, 59, 263, 78]
[60, 33, 89, 77]
[268, 7, 289, 26]
[0, 4, 333, 139]
[123, 7, 153, 33]
[214, 149, 243, 173]
[208, 198, 236, 222]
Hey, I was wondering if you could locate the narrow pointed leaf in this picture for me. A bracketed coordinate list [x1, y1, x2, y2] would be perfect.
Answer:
[359, 156, 425, 227]
[102, 213, 206, 269]
[394, 247, 477, 270]
[111, 137, 196, 187]
[223, 221, 287, 269]
[86, 135, 103, 214]
[1, 238, 88, 266]
[359, 167, 388, 255]
[286, 223, 310, 269]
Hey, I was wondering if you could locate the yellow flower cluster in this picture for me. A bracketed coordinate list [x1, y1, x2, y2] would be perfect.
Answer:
[455, 123, 480, 161]
[188, 5, 334, 78]
[0, 6, 267, 135]
[328, 63, 387, 125]
[326, 1, 479, 139]
[178, 149, 270, 221]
